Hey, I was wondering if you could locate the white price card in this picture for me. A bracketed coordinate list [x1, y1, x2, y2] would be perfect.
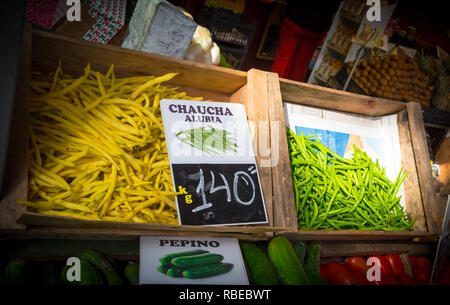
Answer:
[139, 236, 249, 285]
[160, 99, 268, 226]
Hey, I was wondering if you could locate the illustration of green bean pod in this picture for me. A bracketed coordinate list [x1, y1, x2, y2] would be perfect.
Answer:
[176, 125, 238, 155]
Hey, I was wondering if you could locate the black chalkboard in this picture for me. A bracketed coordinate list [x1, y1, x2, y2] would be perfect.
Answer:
[171, 163, 267, 226]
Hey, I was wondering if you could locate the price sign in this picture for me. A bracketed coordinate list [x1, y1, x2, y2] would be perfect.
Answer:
[160, 99, 268, 226]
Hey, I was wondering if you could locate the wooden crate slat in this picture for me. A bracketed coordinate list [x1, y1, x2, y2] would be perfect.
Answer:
[17, 212, 285, 234]
[246, 69, 274, 227]
[407, 102, 443, 234]
[284, 230, 437, 241]
[31, 30, 247, 94]
[0, 24, 31, 230]
[397, 110, 427, 231]
[279, 78, 406, 117]
[6, 226, 269, 241]
[319, 241, 433, 258]
[267, 72, 297, 231]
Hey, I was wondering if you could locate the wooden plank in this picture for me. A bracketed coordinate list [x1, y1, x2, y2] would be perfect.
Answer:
[0, 239, 139, 261]
[2, 226, 269, 241]
[17, 212, 282, 234]
[31, 29, 247, 94]
[436, 136, 450, 195]
[0, 23, 31, 230]
[319, 241, 433, 258]
[407, 102, 443, 234]
[175, 84, 232, 104]
[441, 182, 450, 196]
[246, 69, 273, 227]
[397, 110, 427, 231]
[229, 83, 247, 104]
[283, 230, 438, 241]
[279, 78, 406, 117]
[267, 72, 297, 231]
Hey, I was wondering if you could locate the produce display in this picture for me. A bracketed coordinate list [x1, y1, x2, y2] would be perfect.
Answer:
[157, 250, 234, 279]
[267, 236, 310, 285]
[327, 24, 356, 56]
[417, 50, 450, 111]
[241, 237, 315, 285]
[322, 254, 434, 285]
[240, 242, 279, 285]
[287, 129, 415, 231]
[315, 55, 344, 84]
[1, 241, 445, 286]
[20, 64, 203, 224]
[1, 249, 139, 286]
[348, 53, 431, 106]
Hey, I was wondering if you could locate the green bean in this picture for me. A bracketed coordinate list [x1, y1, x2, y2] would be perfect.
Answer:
[300, 182, 313, 211]
[287, 128, 413, 231]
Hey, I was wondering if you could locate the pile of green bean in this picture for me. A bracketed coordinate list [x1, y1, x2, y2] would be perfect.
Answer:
[287, 128, 415, 231]
[176, 125, 238, 155]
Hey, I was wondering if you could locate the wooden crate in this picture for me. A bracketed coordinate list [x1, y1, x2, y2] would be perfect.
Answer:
[268, 76, 445, 240]
[0, 27, 286, 240]
[436, 135, 450, 195]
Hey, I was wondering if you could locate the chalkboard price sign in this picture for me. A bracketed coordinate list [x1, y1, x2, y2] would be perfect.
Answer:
[160, 99, 268, 226]
[172, 163, 266, 225]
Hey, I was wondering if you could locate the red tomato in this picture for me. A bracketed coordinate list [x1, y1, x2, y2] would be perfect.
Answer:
[344, 256, 369, 274]
[384, 254, 404, 277]
[409, 256, 417, 266]
[438, 263, 450, 285]
[385, 276, 401, 285]
[349, 269, 369, 285]
[369, 277, 389, 286]
[399, 272, 416, 285]
[325, 261, 357, 285]
[320, 264, 328, 283]
[367, 255, 392, 277]
[413, 257, 432, 284]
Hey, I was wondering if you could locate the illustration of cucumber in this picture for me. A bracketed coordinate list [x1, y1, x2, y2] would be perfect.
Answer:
[157, 263, 171, 274]
[182, 263, 234, 279]
[171, 253, 224, 267]
[159, 250, 209, 265]
[166, 267, 185, 278]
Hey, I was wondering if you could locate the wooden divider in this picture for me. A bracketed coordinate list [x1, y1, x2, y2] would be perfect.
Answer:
[407, 102, 444, 234]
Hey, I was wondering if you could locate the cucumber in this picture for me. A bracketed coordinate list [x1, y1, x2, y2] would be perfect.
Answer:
[159, 250, 209, 265]
[4, 258, 27, 285]
[268, 236, 311, 285]
[240, 242, 279, 285]
[44, 263, 63, 286]
[157, 263, 171, 274]
[171, 253, 224, 267]
[166, 267, 185, 278]
[106, 255, 119, 271]
[304, 244, 327, 285]
[124, 262, 139, 285]
[292, 241, 307, 265]
[182, 263, 234, 279]
[78, 249, 123, 285]
[61, 259, 104, 285]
